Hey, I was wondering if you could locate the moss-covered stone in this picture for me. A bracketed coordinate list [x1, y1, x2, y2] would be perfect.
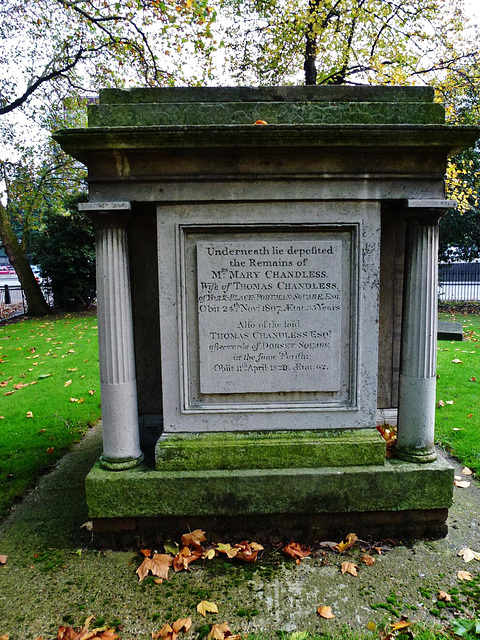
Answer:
[86, 453, 453, 518]
[155, 429, 385, 471]
[99, 85, 435, 105]
[87, 101, 445, 128]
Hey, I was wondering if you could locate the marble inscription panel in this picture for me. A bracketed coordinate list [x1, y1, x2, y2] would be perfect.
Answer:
[197, 240, 343, 394]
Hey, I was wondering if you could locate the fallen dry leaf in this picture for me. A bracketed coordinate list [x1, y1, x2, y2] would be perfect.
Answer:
[0, 636, 9, 640]
[137, 553, 173, 581]
[452, 358, 463, 363]
[458, 548, 480, 562]
[341, 561, 358, 577]
[454, 480, 471, 488]
[317, 605, 335, 619]
[203, 548, 216, 560]
[216, 543, 233, 554]
[458, 570, 473, 581]
[207, 623, 233, 640]
[46, 447, 54, 454]
[197, 600, 219, 617]
[319, 541, 338, 550]
[283, 542, 311, 562]
[462, 467, 473, 476]
[234, 541, 258, 563]
[151, 624, 176, 640]
[64, 380, 72, 387]
[438, 590, 452, 602]
[26, 411, 33, 418]
[360, 554, 375, 566]
[173, 546, 203, 572]
[181, 529, 206, 550]
[0, 555, 7, 564]
[172, 618, 192, 634]
[250, 542, 264, 551]
[391, 621, 412, 631]
[334, 533, 358, 553]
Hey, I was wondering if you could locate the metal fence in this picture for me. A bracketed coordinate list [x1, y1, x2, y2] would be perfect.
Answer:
[0, 284, 53, 320]
[438, 263, 480, 302]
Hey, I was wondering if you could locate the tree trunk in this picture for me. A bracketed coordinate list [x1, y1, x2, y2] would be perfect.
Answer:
[0, 203, 50, 316]
[304, 0, 319, 85]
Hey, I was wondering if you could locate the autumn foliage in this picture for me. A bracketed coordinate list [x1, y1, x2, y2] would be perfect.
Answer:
[136, 530, 264, 583]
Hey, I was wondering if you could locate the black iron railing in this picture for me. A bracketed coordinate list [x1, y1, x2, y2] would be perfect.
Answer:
[438, 263, 480, 302]
[0, 284, 53, 320]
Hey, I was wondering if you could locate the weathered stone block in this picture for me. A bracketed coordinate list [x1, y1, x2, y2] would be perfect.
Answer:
[155, 429, 386, 471]
[86, 451, 454, 519]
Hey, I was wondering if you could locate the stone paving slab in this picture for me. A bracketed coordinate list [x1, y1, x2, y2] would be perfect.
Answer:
[0, 426, 479, 639]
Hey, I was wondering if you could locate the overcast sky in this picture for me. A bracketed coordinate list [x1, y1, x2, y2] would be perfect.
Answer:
[464, 0, 480, 25]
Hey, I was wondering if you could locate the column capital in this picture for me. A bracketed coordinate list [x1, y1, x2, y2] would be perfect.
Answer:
[397, 199, 456, 223]
[79, 201, 132, 229]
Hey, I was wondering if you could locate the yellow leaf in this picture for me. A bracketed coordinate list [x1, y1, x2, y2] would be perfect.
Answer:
[215, 543, 232, 554]
[250, 542, 264, 551]
[391, 621, 412, 631]
[317, 605, 335, 619]
[458, 570, 473, 581]
[197, 600, 219, 617]
[341, 561, 358, 576]
[203, 548, 216, 560]
[334, 533, 358, 553]
[366, 622, 376, 631]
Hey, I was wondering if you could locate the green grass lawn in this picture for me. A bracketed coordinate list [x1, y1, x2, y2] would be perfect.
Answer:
[0, 311, 100, 516]
[436, 312, 480, 472]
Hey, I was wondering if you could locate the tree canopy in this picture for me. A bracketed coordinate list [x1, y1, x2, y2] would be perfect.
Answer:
[217, 0, 479, 88]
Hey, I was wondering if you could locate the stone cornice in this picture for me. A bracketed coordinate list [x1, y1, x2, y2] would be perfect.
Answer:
[54, 124, 480, 164]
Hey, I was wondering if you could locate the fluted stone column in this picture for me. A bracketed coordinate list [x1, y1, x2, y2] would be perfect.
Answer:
[79, 202, 144, 470]
[396, 199, 455, 463]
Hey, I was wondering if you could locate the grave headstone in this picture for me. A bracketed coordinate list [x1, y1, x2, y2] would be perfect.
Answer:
[55, 86, 480, 541]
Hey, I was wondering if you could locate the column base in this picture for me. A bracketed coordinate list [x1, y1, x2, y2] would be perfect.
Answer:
[99, 453, 145, 471]
[393, 447, 437, 463]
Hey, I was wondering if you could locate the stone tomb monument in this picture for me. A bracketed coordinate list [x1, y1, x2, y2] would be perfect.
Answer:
[55, 86, 479, 540]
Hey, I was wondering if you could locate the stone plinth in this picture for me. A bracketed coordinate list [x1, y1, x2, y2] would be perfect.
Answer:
[54, 86, 480, 541]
